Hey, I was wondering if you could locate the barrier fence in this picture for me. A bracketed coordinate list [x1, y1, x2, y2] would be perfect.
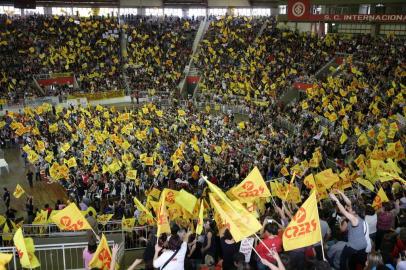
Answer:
[1, 222, 153, 251]
[0, 241, 115, 270]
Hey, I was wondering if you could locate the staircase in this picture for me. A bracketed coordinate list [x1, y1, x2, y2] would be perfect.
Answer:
[179, 16, 210, 99]
[119, 19, 131, 95]
[279, 86, 301, 106]
[255, 19, 268, 42]
[32, 77, 45, 96]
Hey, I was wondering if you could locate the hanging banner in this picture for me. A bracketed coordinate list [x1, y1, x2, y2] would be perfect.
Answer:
[287, 0, 406, 22]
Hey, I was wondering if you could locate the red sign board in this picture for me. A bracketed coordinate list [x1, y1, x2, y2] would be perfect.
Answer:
[37, 76, 74, 86]
[288, 0, 311, 21]
[287, 0, 406, 22]
[293, 82, 314, 91]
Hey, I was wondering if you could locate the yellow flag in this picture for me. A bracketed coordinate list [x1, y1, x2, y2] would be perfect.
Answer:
[157, 199, 171, 236]
[283, 191, 321, 251]
[175, 189, 198, 214]
[36, 140, 45, 153]
[196, 200, 204, 235]
[209, 193, 262, 242]
[156, 110, 163, 117]
[13, 184, 25, 199]
[238, 121, 245, 130]
[13, 228, 40, 269]
[60, 142, 70, 153]
[67, 157, 77, 168]
[356, 178, 374, 191]
[0, 253, 12, 270]
[178, 109, 186, 117]
[33, 210, 48, 225]
[159, 188, 179, 206]
[144, 157, 154, 166]
[149, 188, 161, 200]
[122, 217, 135, 232]
[27, 150, 39, 164]
[121, 140, 131, 150]
[339, 132, 348, 144]
[231, 166, 271, 202]
[314, 169, 340, 189]
[49, 123, 58, 133]
[372, 187, 389, 209]
[108, 160, 121, 174]
[126, 170, 137, 180]
[23, 237, 41, 268]
[357, 133, 368, 146]
[133, 197, 154, 219]
[0, 216, 5, 226]
[303, 174, 316, 190]
[280, 166, 289, 176]
[88, 234, 114, 270]
[51, 203, 91, 231]
[203, 153, 212, 164]
[97, 214, 113, 226]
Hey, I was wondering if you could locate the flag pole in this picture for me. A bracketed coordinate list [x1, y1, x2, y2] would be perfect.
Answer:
[90, 227, 100, 241]
[316, 198, 326, 261]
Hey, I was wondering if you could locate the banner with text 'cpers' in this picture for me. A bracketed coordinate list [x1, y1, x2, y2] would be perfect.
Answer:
[287, 0, 406, 23]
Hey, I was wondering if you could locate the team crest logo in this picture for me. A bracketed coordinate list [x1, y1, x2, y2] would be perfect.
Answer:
[292, 2, 306, 17]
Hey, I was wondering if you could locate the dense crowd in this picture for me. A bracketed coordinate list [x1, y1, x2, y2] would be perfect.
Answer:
[0, 15, 200, 103]
[0, 14, 405, 270]
[124, 16, 199, 98]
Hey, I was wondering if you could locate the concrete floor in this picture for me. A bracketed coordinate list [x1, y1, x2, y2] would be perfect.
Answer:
[0, 147, 67, 218]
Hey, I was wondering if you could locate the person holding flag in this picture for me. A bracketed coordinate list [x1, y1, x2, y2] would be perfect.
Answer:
[329, 192, 369, 270]
[255, 220, 283, 270]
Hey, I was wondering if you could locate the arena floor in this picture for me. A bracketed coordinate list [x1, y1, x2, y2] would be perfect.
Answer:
[0, 147, 67, 215]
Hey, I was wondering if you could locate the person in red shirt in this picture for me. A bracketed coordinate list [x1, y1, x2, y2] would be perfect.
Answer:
[392, 228, 406, 258]
[255, 222, 283, 270]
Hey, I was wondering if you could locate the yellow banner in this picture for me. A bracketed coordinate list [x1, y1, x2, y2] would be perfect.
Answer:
[283, 191, 321, 251]
[68, 90, 124, 101]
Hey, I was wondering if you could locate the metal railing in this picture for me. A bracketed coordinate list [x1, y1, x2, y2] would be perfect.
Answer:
[0, 241, 115, 270]
[3, 222, 153, 250]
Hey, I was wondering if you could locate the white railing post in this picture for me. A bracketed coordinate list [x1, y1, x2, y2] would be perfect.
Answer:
[13, 248, 17, 270]
[62, 244, 66, 270]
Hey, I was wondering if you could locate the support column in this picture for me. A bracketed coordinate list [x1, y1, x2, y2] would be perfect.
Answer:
[138, 7, 146, 16]
[371, 24, 379, 36]
[44, 7, 52, 15]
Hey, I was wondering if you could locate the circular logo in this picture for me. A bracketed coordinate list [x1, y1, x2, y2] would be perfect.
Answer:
[292, 2, 306, 17]
[293, 207, 307, 223]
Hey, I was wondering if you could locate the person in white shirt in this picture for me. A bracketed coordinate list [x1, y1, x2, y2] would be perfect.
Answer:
[365, 204, 377, 242]
[153, 231, 191, 270]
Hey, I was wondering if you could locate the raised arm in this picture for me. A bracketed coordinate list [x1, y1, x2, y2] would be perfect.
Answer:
[329, 193, 358, 227]
[336, 190, 352, 207]
[260, 250, 286, 270]
[109, 244, 119, 270]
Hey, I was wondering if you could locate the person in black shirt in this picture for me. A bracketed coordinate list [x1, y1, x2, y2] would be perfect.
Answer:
[5, 207, 16, 220]
[3, 188, 10, 209]
[202, 220, 216, 260]
[26, 168, 33, 188]
[26, 196, 34, 224]
[186, 233, 202, 270]
[143, 230, 161, 270]
[220, 228, 241, 270]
